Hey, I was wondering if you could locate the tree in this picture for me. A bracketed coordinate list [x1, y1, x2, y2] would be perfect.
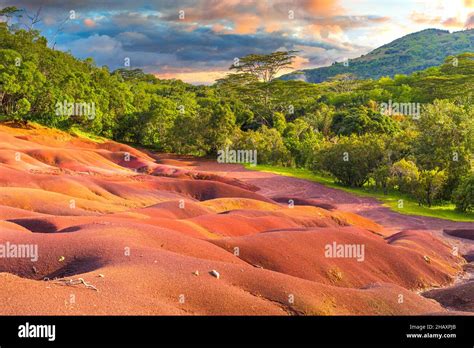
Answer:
[372, 164, 391, 195]
[327, 73, 359, 93]
[414, 100, 474, 198]
[304, 104, 334, 137]
[331, 106, 399, 136]
[232, 126, 292, 166]
[316, 134, 386, 187]
[230, 51, 298, 83]
[413, 169, 447, 207]
[452, 173, 474, 213]
[391, 159, 419, 194]
[283, 118, 320, 168]
[0, 48, 45, 122]
[199, 98, 236, 155]
[0, 6, 22, 27]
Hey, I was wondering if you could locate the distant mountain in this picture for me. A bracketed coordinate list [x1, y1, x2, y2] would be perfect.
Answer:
[281, 29, 474, 83]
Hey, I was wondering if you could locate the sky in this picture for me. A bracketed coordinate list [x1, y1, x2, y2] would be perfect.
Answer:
[1, 0, 473, 84]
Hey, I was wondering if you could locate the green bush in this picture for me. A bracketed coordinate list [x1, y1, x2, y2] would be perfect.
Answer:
[390, 159, 419, 194]
[315, 134, 386, 187]
[283, 119, 321, 168]
[453, 173, 474, 212]
[330, 106, 399, 136]
[232, 126, 292, 166]
[413, 169, 447, 207]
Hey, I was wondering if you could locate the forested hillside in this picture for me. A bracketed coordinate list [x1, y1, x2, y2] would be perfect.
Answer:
[281, 29, 474, 83]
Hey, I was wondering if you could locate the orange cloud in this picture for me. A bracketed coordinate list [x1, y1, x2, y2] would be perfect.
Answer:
[303, 23, 345, 43]
[173, 0, 343, 35]
[154, 70, 228, 85]
[442, 17, 464, 28]
[410, 11, 466, 29]
[299, 0, 343, 16]
[84, 18, 96, 27]
[289, 55, 310, 70]
[233, 15, 261, 34]
[466, 12, 474, 28]
[410, 12, 441, 25]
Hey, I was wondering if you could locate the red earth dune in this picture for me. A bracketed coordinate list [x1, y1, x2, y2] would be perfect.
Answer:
[0, 123, 471, 315]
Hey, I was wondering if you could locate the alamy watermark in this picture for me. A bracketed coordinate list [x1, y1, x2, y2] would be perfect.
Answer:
[380, 100, 421, 119]
[217, 147, 257, 166]
[0, 242, 38, 262]
[18, 322, 55, 341]
[325, 241, 365, 262]
[55, 100, 96, 119]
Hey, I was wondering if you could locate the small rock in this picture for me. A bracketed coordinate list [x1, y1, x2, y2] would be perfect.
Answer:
[98, 274, 104, 278]
[209, 270, 220, 279]
[192, 270, 200, 276]
[58, 256, 65, 262]
[424, 255, 431, 263]
[32, 266, 38, 274]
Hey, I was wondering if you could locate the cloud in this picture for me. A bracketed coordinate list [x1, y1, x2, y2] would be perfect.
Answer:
[410, 12, 441, 25]
[410, 10, 469, 29]
[83, 18, 95, 27]
[466, 12, 474, 28]
[442, 17, 464, 28]
[2, 0, 446, 84]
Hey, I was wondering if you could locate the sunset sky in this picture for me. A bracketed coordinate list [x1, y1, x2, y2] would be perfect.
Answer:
[2, 0, 473, 84]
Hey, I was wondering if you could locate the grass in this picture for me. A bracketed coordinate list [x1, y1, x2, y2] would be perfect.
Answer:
[68, 125, 107, 143]
[0, 118, 107, 143]
[246, 164, 474, 222]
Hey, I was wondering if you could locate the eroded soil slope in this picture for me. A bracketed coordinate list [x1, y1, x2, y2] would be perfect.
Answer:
[0, 124, 467, 315]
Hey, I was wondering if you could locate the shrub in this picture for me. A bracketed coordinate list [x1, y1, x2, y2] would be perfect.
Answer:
[452, 173, 474, 212]
[372, 164, 391, 194]
[232, 126, 292, 166]
[413, 169, 447, 207]
[390, 159, 419, 194]
[283, 119, 321, 168]
[315, 134, 386, 187]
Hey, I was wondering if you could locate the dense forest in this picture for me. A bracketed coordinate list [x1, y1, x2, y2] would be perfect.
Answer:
[0, 13, 473, 212]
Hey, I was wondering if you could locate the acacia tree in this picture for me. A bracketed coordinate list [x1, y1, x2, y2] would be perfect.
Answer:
[0, 6, 22, 27]
[219, 51, 299, 127]
[230, 51, 298, 83]
[327, 73, 359, 93]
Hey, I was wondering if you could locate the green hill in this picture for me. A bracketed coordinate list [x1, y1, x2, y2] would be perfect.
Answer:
[281, 29, 474, 83]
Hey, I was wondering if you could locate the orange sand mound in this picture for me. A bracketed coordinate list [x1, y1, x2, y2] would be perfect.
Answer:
[0, 123, 467, 315]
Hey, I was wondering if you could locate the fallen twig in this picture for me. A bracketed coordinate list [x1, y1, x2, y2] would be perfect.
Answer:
[53, 277, 99, 291]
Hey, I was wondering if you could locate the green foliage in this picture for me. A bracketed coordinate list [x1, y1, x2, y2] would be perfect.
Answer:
[232, 126, 292, 166]
[390, 159, 420, 194]
[230, 50, 297, 82]
[283, 118, 321, 167]
[453, 173, 474, 212]
[316, 134, 386, 187]
[372, 164, 391, 195]
[248, 164, 474, 222]
[0, 47, 44, 121]
[413, 99, 473, 199]
[331, 105, 399, 136]
[413, 169, 447, 207]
